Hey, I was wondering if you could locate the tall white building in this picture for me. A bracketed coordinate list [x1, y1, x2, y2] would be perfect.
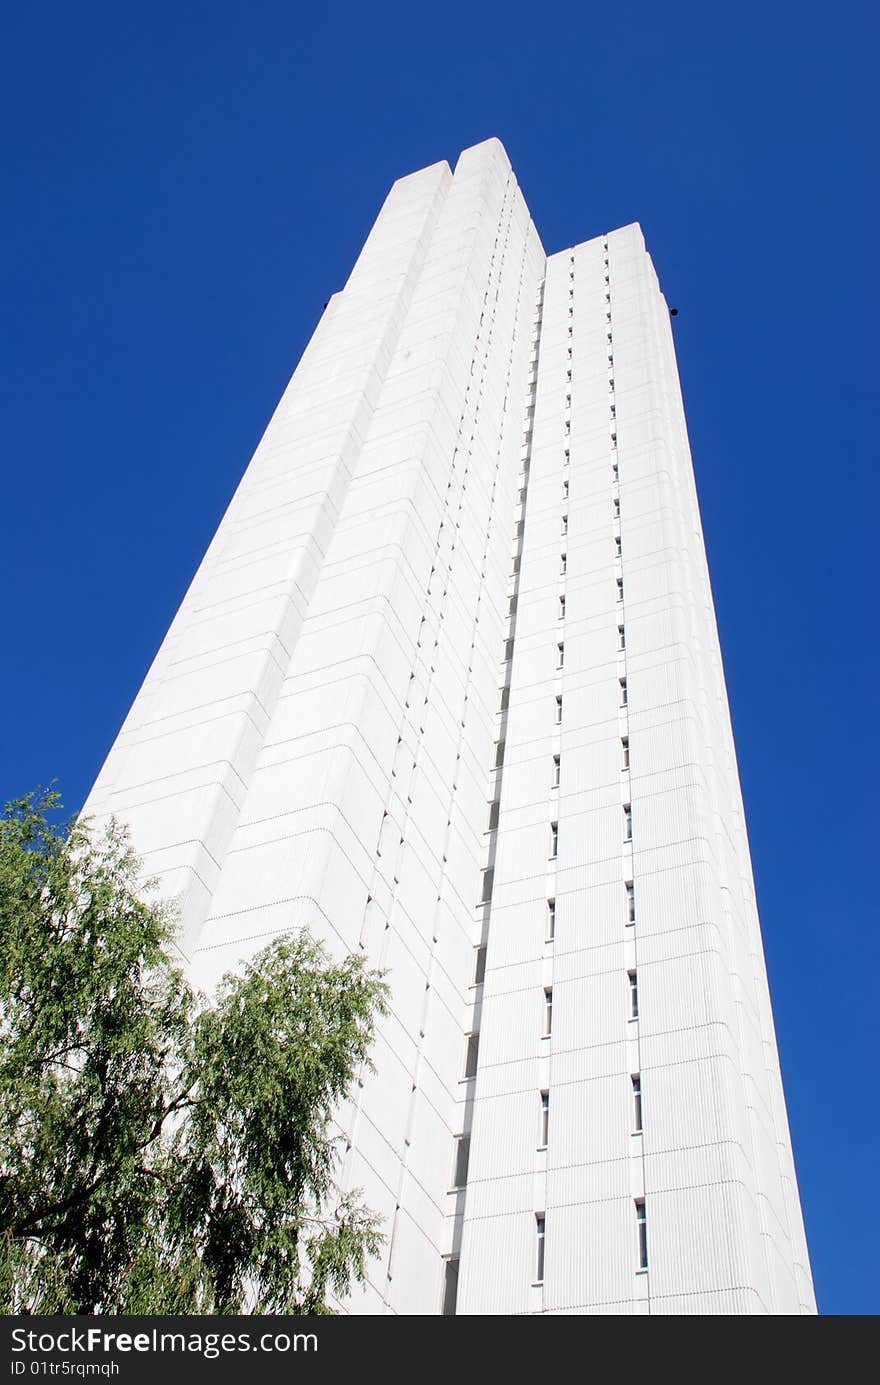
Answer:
[82, 139, 815, 1315]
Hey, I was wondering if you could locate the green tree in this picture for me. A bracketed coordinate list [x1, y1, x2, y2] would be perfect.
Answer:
[0, 789, 387, 1314]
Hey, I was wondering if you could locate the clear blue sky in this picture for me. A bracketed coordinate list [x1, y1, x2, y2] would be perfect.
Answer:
[1, 0, 875, 1315]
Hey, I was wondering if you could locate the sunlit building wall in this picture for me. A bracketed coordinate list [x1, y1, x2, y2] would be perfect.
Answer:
[83, 139, 814, 1315]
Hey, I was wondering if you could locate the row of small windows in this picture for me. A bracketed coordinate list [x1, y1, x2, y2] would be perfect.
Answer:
[461, 263, 631, 1299]
[551, 405, 630, 945]
[461, 971, 648, 1080]
[540, 973, 636, 1037]
[611, 294, 623, 958]
[442, 1198, 647, 1310]
[546, 741, 629, 789]
[554, 575, 624, 669]
[555, 520, 623, 605]
[473, 871, 633, 967]
[546, 882, 633, 937]
[548, 807, 632, 858]
[557, 310, 571, 707]
[531, 1199, 646, 1286]
[443, 267, 534, 1320]
[528, 1076, 641, 1153]
[546, 879, 634, 926]
[454, 994, 645, 1157]
[618, 497, 631, 1045]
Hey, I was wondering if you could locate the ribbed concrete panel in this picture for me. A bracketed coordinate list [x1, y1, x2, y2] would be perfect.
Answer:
[83, 158, 453, 960]
[457, 216, 813, 1315]
[81, 142, 812, 1314]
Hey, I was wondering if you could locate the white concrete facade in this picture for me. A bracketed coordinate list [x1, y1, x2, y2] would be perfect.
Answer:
[82, 139, 815, 1315]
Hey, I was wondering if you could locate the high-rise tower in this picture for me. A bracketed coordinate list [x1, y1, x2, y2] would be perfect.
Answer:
[82, 139, 814, 1315]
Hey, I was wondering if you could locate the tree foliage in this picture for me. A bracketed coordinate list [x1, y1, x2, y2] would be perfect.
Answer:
[0, 789, 387, 1313]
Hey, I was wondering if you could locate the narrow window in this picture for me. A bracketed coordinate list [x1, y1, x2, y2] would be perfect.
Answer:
[618, 624, 626, 651]
[442, 1257, 459, 1315]
[543, 987, 553, 1035]
[615, 534, 622, 556]
[636, 1200, 648, 1270]
[625, 880, 635, 923]
[452, 1135, 470, 1189]
[564, 420, 571, 435]
[535, 1215, 546, 1283]
[560, 551, 567, 575]
[546, 897, 556, 941]
[556, 643, 564, 669]
[549, 823, 558, 859]
[555, 694, 563, 724]
[464, 1033, 479, 1078]
[561, 513, 568, 535]
[620, 677, 628, 706]
[613, 496, 620, 518]
[621, 736, 630, 770]
[632, 1075, 643, 1133]
[494, 739, 505, 769]
[552, 754, 560, 788]
[558, 595, 566, 620]
[562, 477, 569, 498]
[616, 577, 624, 602]
[539, 1092, 550, 1148]
[612, 462, 619, 481]
[488, 800, 500, 831]
[505, 637, 515, 661]
[474, 945, 487, 985]
[628, 969, 639, 1019]
[481, 867, 494, 903]
[624, 803, 632, 841]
